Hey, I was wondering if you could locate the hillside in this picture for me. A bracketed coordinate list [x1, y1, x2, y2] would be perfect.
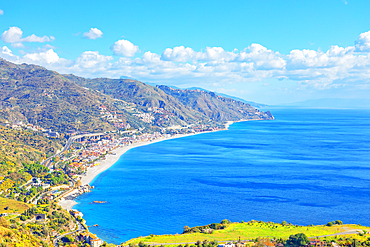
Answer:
[157, 85, 273, 121]
[0, 58, 122, 133]
[64, 75, 274, 123]
[0, 125, 63, 179]
[1, 57, 274, 134]
[126, 220, 370, 245]
[63, 74, 207, 124]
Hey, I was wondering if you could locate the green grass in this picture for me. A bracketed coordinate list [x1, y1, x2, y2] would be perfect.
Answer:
[0, 197, 31, 214]
[126, 221, 370, 245]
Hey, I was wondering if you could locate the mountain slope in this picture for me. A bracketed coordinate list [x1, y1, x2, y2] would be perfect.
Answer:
[63, 74, 206, 124]
[0, 58, 122, 132]
[157, 85, 274, 121]
[65, 75, 273, 123]
[0, 58, 273, 134]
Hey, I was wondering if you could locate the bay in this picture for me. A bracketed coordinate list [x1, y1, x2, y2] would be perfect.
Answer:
[74, 108, 370, 244]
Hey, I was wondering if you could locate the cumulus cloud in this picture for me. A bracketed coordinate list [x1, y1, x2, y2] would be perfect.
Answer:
[1, 27, 23, 43]
[0, 9, 3, 15]
[0, 46, 18, 61]
[23, 49, 62, 64]
[83, 28, 103, 40]
[74, 51, 113, 69]
[161, 46, 196, 62]
[1, 27, 54, 46]
[355, 30, 370, 52]
[238, 44, 286, 69]
[2, 29, 370, 90]
[110, 39, 139, 57]
[22, 34, 55, 43]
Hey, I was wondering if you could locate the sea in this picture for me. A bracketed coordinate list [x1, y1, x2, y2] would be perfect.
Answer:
[74, 108, 370, 245]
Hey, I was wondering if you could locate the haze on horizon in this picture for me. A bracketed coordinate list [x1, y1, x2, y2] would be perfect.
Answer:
[1, 0, 370, 105]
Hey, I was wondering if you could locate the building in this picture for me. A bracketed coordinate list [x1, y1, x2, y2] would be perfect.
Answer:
[79, 232, 103, 247]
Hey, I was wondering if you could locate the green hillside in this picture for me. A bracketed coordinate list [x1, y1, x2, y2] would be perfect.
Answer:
[0, 125, 63, 179]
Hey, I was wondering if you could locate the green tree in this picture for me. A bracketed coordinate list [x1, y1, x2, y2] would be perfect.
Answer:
[286, 233, 309, 247]
[221, 219, 231, 224]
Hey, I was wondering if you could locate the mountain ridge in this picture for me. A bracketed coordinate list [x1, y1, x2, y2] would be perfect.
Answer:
[0, 58, 274, 134]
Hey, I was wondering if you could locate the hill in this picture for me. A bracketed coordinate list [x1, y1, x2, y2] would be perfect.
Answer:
[0, 58, 273, 134]
[0, 124, 63, 180]
[0, 58, 118, 133]
[126, 220, 370, 245]
[157, 85, 273, 121]
[64, 75, 273, 124]
[63, 74, 205, 125]
[186, 87, 267, 108]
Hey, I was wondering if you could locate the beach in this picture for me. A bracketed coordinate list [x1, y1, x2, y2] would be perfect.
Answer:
[58, 132, 215, 211]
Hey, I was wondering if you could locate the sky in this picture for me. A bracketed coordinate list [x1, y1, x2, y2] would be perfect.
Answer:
[1, 0, 370, 104]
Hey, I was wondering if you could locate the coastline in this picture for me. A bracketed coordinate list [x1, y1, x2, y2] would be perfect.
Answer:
[58, 130, 225, 211]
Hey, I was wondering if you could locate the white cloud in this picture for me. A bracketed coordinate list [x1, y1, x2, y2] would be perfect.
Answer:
[238, 44, 286, 69]
[11, 43, 25, 48]
[355, 30, 370, 52]
[110, 39, 139, 57]
[74, 51, 113, 69]
[83, 28, 103, 40]
[0, 9, 4, 15]
[22, 34, 55, 43]
[1, 26, 54, 46]
[2, 29, 370, 91]
[1, 27, 23, 43]
[23, 49, 62, 64]
[161, 46, 196, 62]
[0, 46, 18, 61]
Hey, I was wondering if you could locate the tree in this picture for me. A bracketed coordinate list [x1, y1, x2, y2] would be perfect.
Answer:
[183, 226, 190, 233]
[221, 219, 231, 224]
[335, 220, 343, 225]
[286, 233, 309, 247]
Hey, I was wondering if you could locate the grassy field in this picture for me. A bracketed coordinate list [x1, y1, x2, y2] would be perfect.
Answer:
[0, 197, 31, 214]
[126, 221, 370, 245]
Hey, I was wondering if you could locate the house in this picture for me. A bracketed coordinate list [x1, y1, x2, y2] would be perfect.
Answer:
[201, 228, 213, 234]
[307, 240, 327, 247]
[219, 243, 235, 247]
[49, 131, 60, 138]
[89, 233, 103, 247]
[79, 232, 103, 247]
[70, 209, 83, 218]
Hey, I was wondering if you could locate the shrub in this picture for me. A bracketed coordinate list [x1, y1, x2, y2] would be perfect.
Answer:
[326, 222, 333, 227]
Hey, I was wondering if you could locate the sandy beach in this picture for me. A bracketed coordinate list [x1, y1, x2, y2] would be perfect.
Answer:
[58, 132, 213, 211]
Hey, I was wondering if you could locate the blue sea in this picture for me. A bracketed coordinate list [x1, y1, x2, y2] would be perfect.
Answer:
[74, 108, 370, 245]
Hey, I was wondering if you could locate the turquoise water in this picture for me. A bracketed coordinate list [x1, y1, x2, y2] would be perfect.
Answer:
[74, 108, 370, 244]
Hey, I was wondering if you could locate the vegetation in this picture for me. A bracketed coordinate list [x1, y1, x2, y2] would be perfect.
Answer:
[286, 233, 309, 246]
[126, 220, 370, 245]
[0, 125, 63, 179]
[0, 198, 30, 214]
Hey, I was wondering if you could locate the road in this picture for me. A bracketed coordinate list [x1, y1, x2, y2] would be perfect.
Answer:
[41, 132, 106, 168]
[317, 229, 362, 237]
[53, 216, 86, 246]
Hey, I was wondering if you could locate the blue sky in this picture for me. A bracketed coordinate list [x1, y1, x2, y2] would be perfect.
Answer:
[1, 0, 370, 104]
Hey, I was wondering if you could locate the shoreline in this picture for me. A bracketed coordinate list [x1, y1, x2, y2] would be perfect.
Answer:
[58, 130, 227, 211]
